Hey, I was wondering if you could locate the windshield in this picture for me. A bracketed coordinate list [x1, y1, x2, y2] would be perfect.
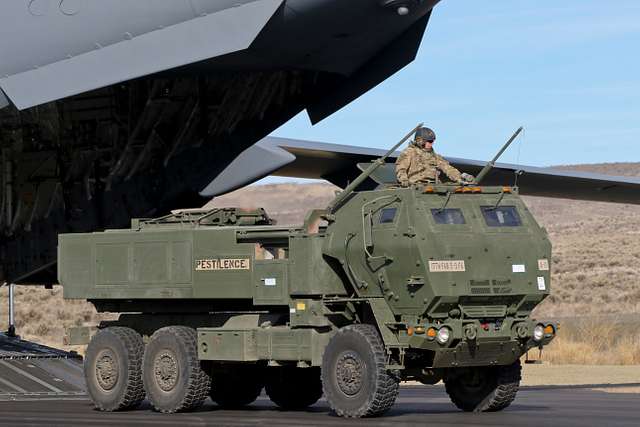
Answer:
[431, 208, 466, 225]
[481, 206, 522, 227]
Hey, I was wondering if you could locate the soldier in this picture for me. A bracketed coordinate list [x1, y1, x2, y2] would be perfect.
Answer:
[395, 127, 474, 186]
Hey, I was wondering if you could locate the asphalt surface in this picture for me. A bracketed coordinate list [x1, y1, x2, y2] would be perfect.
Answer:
[0, 385, 638, 427]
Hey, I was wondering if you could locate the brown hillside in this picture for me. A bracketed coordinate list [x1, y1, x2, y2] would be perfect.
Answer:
[550, 162, 640, 177]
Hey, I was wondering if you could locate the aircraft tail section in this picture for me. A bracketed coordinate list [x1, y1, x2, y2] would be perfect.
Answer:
[0, 0, 283, 110]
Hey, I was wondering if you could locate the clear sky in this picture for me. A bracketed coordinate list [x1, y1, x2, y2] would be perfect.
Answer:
[263, 0, 639, 183]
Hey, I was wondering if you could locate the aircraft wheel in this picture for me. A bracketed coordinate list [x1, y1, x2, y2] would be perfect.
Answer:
[210, 364, 264, 408]
[444, 359, 522, 412]
[321, 324, 399, 418]
[265, 366, 322, 410]
[143, 326, 211, 413]
[84, 327, 145, 411]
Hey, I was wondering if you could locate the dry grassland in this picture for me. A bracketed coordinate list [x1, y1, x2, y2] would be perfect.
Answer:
[1, 162, 639, 365]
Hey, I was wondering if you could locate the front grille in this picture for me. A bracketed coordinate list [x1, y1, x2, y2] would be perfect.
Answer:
[469, 279, 513, 295]
[462, 305, 507, 318]
[469, 280, 491, 295]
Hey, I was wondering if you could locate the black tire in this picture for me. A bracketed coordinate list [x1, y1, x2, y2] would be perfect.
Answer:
[142, 326, 211, 413]
[84, 327, 145, 411]
[265, 366, 323, 410]
[445, 359, 522, 412]
[210, 364, 264, 408]
[321, 324, 399, 418]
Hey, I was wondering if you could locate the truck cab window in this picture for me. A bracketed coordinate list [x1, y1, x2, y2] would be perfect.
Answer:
[379, 207, 398, 224]
[431, 208, 465, 224]
[481, 206, 522, 227]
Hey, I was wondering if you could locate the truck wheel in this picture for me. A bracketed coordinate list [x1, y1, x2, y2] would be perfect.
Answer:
[84, 327, 145, 411]
[265, 366, 323, 410]
[142, 326, 211, 413]
[321, 324, 399, 418]
[445, 359, 522, 412]
[210, 364, 264, 408]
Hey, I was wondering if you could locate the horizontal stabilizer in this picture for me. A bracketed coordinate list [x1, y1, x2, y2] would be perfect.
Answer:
[0, 0, 283, 110]
[200, 139, 295, 197]
[205, 136, 640, 205]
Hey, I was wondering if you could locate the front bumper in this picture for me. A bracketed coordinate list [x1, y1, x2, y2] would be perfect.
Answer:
[406, 320, 557, 368]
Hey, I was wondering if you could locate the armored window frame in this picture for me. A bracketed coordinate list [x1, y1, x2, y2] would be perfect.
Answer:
[430, 208, 466, 225]
[480, 206, 522, 227]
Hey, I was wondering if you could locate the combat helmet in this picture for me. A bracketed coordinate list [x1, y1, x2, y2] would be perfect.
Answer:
[415, 127, 436, 141]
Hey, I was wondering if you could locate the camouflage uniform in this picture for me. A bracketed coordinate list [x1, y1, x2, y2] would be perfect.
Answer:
[395, 141, 462, 186]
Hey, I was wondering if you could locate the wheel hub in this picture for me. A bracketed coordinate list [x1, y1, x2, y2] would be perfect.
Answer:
[336, 351, 363, 396]
[95, 349, 119, 391]
[154, 350, 179, 392]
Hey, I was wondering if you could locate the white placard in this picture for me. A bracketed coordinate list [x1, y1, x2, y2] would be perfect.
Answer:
[538, 259, 550, 271]
[512, 264, 526, 273]
[537, 276, 546, 290]
[264, 278, 277, 286]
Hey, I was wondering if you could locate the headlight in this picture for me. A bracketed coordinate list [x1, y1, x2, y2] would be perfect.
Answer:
[436, 327, 451, 344]
[533, 324, 545, 341]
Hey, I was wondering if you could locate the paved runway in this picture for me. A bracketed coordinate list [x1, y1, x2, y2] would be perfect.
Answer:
[0, 385, 638, 427]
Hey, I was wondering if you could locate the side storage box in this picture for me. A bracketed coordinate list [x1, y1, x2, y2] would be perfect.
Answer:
[198, 327, 333, 366]
[198, 329, 258, 362]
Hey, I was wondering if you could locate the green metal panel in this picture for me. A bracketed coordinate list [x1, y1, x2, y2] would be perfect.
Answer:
[198, 329, 258, 362]
[198, 325, 332, 366]
[96, 243, 130, 285]
[253, 260, 288, 305]
[192, 229, 254, 299]
[59, 234, 93, 299]
[171, 241, 192, 284]
[133, 242, 168, 284]
[288, 235, 346, 296]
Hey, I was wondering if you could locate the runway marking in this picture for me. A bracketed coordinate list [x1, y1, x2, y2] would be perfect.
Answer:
[0, 360, 64, 393]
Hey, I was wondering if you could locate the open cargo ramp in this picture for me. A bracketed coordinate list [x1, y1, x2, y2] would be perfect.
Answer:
[0, 333, 86, 401]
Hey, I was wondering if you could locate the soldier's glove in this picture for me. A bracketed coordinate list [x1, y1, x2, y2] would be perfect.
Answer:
[461, 173, 475, 184]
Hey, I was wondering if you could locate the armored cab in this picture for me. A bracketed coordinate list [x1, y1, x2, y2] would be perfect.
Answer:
[59, 128, 556, 417]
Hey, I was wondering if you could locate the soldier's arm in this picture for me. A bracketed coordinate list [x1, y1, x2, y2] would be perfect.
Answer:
[436, 156, 462, 183]
[395, 150, 411, 186]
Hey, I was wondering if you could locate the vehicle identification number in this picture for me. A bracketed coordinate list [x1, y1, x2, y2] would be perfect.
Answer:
[428, 260, 466, 272]
[195, 258, 250, 271]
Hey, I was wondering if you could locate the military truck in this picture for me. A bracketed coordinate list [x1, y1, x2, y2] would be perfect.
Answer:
[59, 126, 556, 417]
